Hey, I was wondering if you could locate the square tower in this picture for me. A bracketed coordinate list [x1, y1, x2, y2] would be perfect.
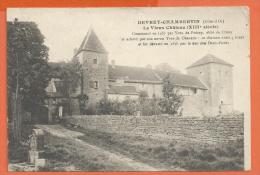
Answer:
[187, 54, 233, 116]
[74, 28, 108, 109]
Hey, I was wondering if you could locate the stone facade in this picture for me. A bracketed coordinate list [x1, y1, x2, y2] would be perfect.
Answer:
[68, 29, 234, 117]
[81, 51, 108, 106]
[111, 81, 163, 98]
[187, 55, 233, 116]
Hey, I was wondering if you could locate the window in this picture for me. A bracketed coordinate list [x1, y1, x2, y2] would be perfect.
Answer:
[93, 58, 98, 64]
[191, 88, 197, 94]
[116, 79, 124, 84]
[94, 81, 99, 89]
[179, 88, 190, 96]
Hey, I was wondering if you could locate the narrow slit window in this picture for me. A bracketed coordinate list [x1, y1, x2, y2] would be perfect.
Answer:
[94, 81, 99, 89]
[93, 58, 98, 64]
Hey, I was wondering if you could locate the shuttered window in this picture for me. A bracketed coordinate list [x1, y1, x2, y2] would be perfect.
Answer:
[89, 80, 99, 89]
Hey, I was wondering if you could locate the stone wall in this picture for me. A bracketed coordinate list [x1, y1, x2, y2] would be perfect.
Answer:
[65, 115, 244, 145]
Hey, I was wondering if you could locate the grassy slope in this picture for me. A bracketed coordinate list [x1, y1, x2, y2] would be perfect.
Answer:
[9, 124, 135, 171]
[42, 133, 132, 171]
[66, 124, 244, 171]
[9, 124, 244, 171]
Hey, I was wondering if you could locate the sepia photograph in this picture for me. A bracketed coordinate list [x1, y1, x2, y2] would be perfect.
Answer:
[6, 7, 250, 172]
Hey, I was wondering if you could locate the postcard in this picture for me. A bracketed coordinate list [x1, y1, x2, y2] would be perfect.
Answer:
[6, 7, 250, 172]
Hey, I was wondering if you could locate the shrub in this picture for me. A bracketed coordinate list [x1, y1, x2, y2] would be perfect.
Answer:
[184, 160, 213, 171]
[95, 83, 183, 116]
[139, 97, 162, 116]
[159, 74, 184, 115]
[213, 161, 242, 170]
[152, 146, 167, 155]
[214, 147, 227, 157]
[177, 149, 190, 157]
[120, 98, 139, 115]
[197, 150, 217, 162]
[84, 104, 98, 115]
[96, 99, 116, 115]
[97, 97, 161, 116]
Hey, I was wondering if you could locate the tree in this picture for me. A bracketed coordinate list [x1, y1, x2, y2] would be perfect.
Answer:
[7, 19, 49, 145]
[49, 58, 81, 94]
[97, 98, 115, 115]
[48, 58, 81, 114]
[138, 91, 161, 116]
[159, 73, 184, 115]
[139, 90, 148, 104]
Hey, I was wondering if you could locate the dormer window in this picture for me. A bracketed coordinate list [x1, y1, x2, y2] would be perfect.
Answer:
[93, 58, 98, 64]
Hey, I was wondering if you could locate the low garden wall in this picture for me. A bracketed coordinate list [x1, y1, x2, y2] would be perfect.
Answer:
[64, 115, 244, 145]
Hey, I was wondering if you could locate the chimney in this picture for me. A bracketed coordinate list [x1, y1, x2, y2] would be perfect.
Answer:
[111, 60, 116, 68]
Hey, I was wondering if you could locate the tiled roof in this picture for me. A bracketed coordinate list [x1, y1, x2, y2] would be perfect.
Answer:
[154, 70, 207, 89]
[45, 79, 67, 97]
[108, 65, 207, 89]
[108, 85, 138, 95]
[187, 54, 233, 68]
[75, 28, 107, 57]
[108, 65, 161, 83]
[168, 73, 207, 90]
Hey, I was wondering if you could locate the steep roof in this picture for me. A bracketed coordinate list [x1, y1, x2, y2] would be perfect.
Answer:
[155, 70, 207, 90]
[108, 65, 207, 89]
[75, 28, 107, 57]
[168, 73, 207, 89]
[108, 85, 138, 95]
[187, 54, 233, 69]
[45, 78, 67, 97]
[108, 65, 161, 83]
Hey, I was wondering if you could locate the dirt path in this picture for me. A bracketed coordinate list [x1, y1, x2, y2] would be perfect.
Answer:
[35, 124, 160, 171]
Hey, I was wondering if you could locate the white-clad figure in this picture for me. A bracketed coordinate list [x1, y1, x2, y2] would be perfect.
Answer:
[58, 106, 63, 120]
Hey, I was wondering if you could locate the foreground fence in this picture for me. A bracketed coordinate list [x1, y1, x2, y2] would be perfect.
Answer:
[64, 115, 244, 145]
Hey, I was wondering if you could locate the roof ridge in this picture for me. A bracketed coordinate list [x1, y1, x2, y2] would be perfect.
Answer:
[187, 54, 233, 69]
[108, 64, 207, 89]
[109, 64, 153, 70]
[108, 64, 202, 80]
[74, 28, 107, 58]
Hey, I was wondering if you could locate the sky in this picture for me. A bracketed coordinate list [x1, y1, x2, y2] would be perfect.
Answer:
[7, 7, 250, 114]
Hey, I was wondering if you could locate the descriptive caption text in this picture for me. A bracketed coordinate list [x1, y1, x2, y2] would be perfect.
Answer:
[121, 19, 246, 47]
